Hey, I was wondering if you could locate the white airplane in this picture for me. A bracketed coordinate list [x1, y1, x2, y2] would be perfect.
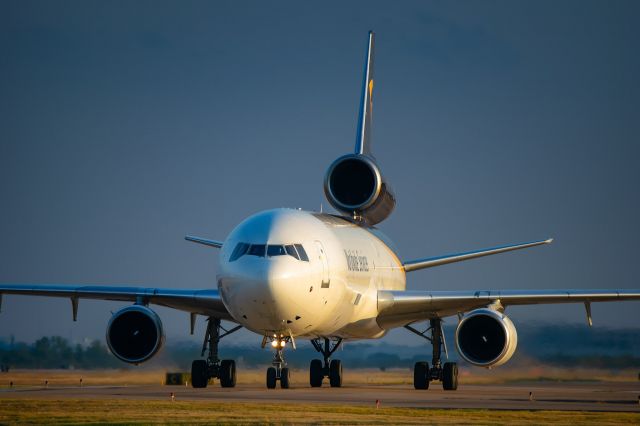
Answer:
[1, 32, 639, 391]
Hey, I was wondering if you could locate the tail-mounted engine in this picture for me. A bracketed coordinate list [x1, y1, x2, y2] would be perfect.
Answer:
[455, 308, 518, 368]
[106, 305, 165, 364]
[323, 154, 395, 225]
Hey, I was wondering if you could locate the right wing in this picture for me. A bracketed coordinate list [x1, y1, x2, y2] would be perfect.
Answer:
[0, 284, 233, 321]
[377, 289, 640, 329]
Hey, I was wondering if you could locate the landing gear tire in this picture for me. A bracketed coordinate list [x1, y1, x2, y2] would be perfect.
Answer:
[413, 361, 429, 390]
[442, 362, 458, 391]
[266, 367, 277, 389]
[219, 359, 236, 388]
[329, 359, 343, 388]
[280, 367, 291, 389]
[191, 360, 208, 388]
[310, 359, 323, 387]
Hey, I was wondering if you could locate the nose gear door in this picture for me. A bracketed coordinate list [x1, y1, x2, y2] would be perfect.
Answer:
[314, 241, 330, 288]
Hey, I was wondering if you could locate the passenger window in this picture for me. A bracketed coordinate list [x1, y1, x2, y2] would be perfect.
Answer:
[248, 244, 266, 257]
[230, 242, 249, 262]
[267, 245, 286, 257]
[294, 244, 309, 262]
[285, 245, 299, 260]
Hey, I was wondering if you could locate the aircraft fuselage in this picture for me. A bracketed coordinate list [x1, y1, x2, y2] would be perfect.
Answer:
[217, 208, 405, 339]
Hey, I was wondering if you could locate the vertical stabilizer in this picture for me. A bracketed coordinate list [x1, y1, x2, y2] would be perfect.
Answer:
[355, 31, 375, 155]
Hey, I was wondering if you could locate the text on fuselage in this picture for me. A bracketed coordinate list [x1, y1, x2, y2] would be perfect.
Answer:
[344, 250, 369, 272]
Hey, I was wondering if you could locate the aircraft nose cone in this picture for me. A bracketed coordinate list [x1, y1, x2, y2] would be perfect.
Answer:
[219, 259, 309, 334]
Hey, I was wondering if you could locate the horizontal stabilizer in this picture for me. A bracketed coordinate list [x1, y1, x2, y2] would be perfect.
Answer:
[185, 235, 223, 248]
[403, 238, 552, 272]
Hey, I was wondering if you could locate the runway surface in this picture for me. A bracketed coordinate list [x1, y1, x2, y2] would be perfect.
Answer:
[3, 381, 640, 412]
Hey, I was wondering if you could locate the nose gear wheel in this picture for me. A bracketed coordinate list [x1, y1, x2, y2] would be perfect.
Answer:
[265, 334, 292, 389]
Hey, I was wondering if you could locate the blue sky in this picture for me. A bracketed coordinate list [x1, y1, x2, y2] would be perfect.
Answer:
[1, 0, 639, 346]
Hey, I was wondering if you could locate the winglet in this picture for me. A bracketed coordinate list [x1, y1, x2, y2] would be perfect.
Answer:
[184, 235, 223, 249]
[355, 31, 375, 155]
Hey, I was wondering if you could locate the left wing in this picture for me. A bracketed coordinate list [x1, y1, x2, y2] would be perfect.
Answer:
[377, 289, 640, 329]
[0, 284, 233, 321]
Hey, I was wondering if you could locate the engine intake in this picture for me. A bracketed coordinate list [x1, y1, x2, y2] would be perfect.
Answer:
[106, 305, 164, 364]
[323, 154, 395, 225]
[455, 308, 517, 368]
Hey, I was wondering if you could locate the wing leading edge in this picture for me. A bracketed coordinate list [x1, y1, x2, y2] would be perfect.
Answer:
[0, 284, 233, 321]
[377, 289, 640, 329]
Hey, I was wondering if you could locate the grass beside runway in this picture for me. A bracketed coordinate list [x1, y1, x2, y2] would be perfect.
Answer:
[0, 399, 638, 425]
[1, 367, 638, 388]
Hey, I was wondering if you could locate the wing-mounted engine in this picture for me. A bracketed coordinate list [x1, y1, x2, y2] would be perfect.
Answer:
[106, 305, 165, 364]
[455, 308, 518, 368]
[324, 154, 395, 225]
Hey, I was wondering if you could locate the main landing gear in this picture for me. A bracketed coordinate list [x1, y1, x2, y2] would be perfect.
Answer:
[406, 318, 458, 391]
[264, 334, 291, 389]
[309, 337, 343, 387]
[191, 317, 242, 388]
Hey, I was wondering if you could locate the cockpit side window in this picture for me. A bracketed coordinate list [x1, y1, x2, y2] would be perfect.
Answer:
[285, 244, 299, 260]
[294, 244, 309, 261]
[229, 242, 249, 262]
[267, 245, 287, 257]
[248, 244, 266, 257]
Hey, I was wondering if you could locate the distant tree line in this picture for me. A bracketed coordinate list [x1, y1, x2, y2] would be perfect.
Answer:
[0, 335, 640, 371]
[0, 336, 120, 370]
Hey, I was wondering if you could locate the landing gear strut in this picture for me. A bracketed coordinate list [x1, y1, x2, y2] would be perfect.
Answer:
[309, 337, 343, 387]
[265, 335, 291, 389]
[406, 319, 458, 390]
[191, 317, 242, 388]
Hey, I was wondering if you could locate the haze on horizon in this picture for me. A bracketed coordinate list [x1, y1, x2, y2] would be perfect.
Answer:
[1, 0, 639, 346]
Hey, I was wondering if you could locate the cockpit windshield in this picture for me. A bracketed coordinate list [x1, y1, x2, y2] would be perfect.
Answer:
[230, 242, 309, 262]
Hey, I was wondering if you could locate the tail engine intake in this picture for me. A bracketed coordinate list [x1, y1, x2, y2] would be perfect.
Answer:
[106, 305, 165, 364]
[324, 154, 395, 225]
[455, 308, 518, 368]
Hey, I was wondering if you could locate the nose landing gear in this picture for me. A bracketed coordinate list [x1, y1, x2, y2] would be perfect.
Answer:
[310, 337, 343, 387]
[406, 318, 458, 391]
[191, 317, 242, 388]
[264, 335, 291, 389]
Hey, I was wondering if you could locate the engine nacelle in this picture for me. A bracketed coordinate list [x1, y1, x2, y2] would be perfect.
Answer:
[106, 305, 164, 364]
[323, 154, 395, 225]
[455, 308, 518, 368]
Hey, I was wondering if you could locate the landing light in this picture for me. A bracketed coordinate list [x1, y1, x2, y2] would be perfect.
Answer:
[270, 339, 286, 348]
